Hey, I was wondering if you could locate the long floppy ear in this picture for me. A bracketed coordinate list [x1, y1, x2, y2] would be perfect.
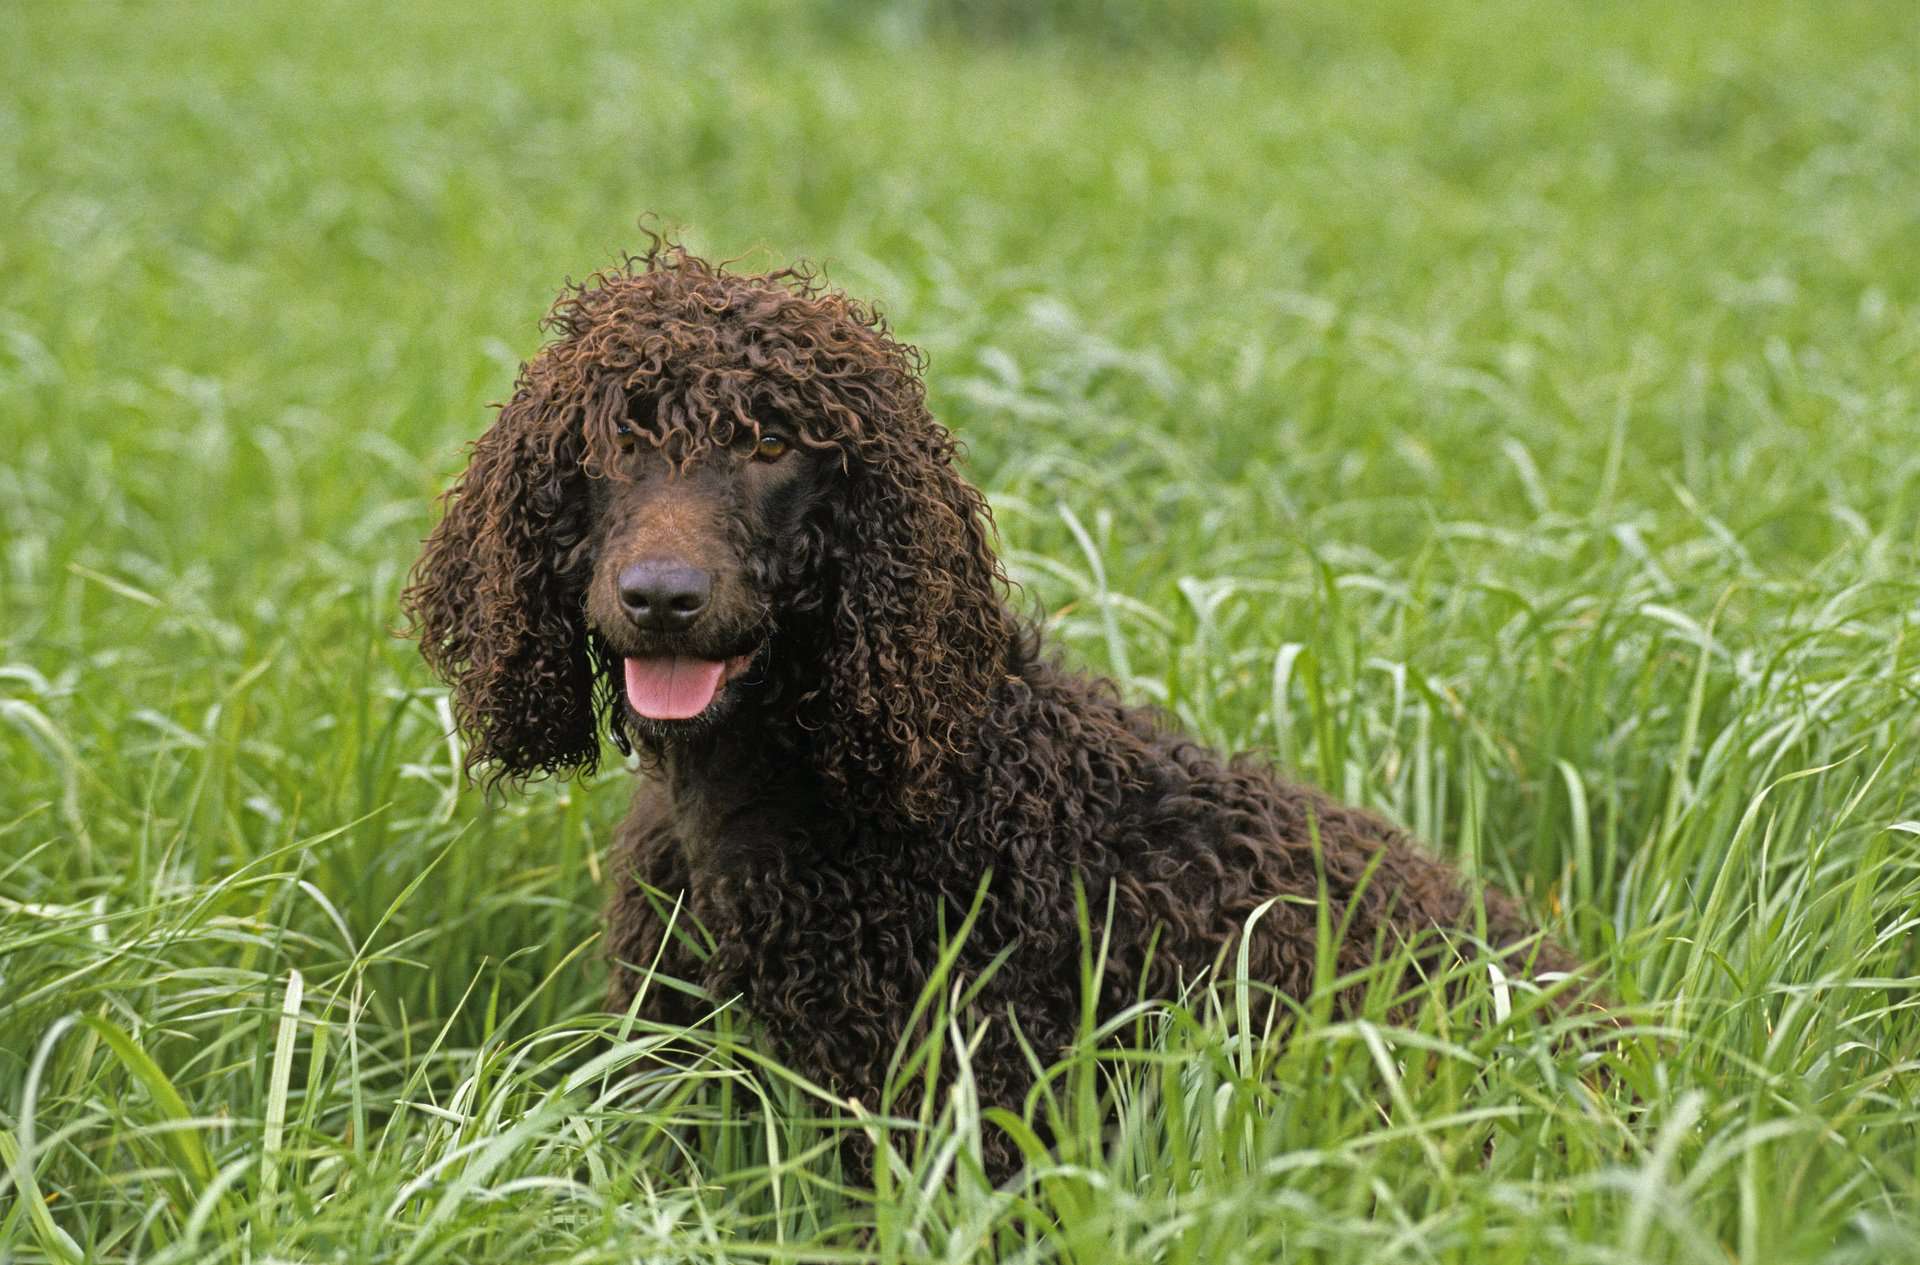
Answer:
[402, 378, 606, 782]
[809, 408, 1018, 826]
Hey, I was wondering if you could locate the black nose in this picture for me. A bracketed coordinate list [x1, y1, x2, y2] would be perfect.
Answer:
[617, 560, 711, 631]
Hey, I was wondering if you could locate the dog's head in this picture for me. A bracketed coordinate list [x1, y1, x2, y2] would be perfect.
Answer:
[403, 242, 1015, 823]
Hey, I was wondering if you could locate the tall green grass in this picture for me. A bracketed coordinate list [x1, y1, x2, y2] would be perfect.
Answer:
[3, 0, 1918, 1260]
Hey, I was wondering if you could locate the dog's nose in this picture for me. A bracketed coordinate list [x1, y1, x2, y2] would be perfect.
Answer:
[617, 560, 711, 631]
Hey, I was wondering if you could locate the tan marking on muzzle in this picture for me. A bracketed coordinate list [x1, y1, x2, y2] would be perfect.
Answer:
[616, 486, 731, 572]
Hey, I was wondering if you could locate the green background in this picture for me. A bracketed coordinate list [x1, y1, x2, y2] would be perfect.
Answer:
[3, 2, 1918, 1261]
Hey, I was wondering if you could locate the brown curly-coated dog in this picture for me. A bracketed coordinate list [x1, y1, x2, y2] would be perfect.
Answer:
[404, 240, 1582, 1179]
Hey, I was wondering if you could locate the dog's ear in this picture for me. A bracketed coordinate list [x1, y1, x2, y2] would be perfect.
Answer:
[809, 406, 1016, 827]
[402, 378, 607, 782]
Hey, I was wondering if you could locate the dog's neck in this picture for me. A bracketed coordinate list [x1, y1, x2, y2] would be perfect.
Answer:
[627, 618, 1031, 867]
[647, 690, 835, 876]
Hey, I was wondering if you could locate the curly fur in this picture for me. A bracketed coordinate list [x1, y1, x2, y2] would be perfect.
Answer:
[405, 239, 1582, 1180]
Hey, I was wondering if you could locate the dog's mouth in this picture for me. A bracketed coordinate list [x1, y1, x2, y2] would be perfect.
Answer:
[622, 651, 757, 722]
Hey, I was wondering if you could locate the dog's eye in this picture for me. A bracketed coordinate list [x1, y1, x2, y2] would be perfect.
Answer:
[752, 433, 790, 462]
[613, 421, 636, 451]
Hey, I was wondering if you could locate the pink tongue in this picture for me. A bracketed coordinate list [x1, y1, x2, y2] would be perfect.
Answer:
[623, 656, 727, 720]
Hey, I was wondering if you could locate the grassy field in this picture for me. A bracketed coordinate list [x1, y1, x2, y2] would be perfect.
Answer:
[4, 1, 1919, 1260]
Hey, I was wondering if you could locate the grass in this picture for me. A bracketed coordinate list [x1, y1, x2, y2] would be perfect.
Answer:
[3, 0, 1919, 1259]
